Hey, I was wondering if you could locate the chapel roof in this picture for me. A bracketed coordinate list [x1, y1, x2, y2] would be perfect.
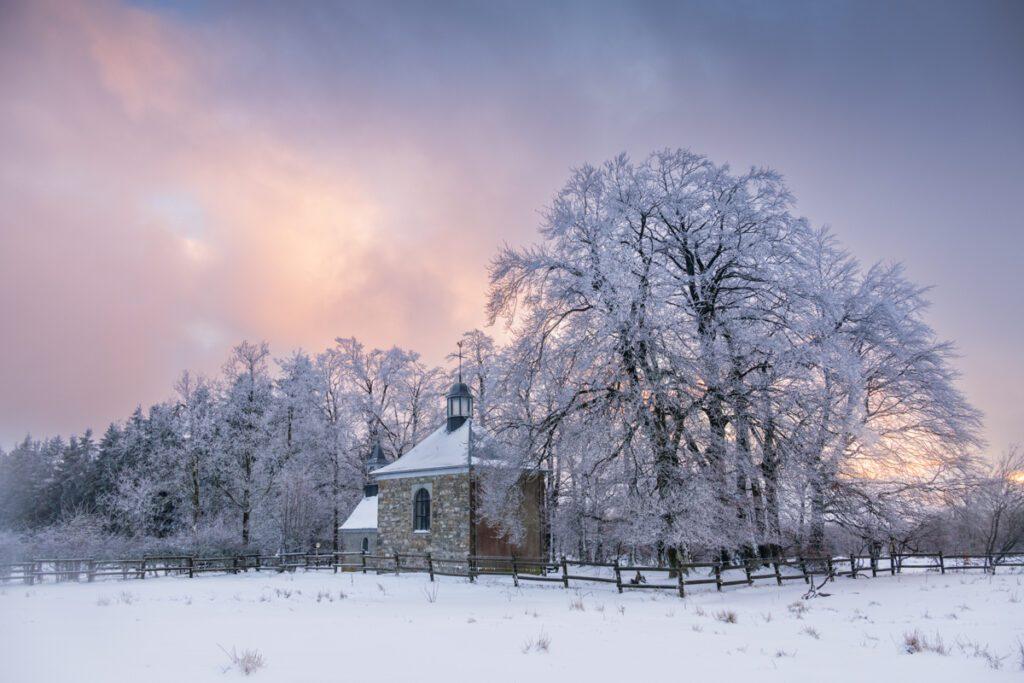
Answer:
[370, 421, 478, 480]
[339, 495, 378, 531]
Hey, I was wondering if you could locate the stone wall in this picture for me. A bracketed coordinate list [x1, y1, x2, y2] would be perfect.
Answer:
[376, 474, 470, 558]
[340, 530, 377, 555]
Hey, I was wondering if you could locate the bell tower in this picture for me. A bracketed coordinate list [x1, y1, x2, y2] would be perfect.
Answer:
[446, 341, 473, 432]
[364, 441, 387, 497]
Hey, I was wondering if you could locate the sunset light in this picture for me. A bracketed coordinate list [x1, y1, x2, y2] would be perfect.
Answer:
[1, 3, 1021, 681]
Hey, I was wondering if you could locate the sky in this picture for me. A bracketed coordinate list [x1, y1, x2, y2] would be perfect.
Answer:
[1, 0, 1021, 454]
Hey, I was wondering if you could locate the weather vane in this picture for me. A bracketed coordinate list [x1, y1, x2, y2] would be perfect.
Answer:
[456, 340, 464, 383]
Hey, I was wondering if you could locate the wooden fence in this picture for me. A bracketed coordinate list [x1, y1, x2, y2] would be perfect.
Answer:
[1, 550, 1020, 596]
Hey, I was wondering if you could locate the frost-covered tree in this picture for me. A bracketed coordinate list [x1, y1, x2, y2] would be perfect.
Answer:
[172, 371, 216, 536]
[486, 149, 983, 562]
[211, 341, 275, 546]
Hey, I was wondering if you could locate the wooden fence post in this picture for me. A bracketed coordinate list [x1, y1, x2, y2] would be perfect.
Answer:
[743, 559, 753, 586]
[187, 556, 194, 579]
[361, 551, 367, 574]
[849, 554, 857, 579]
[714, 562, 722, 592]
[826, 557, 834, 582]
[427, 553, 434, 582]
[87, 559, 96, 583]
[614, 559, 623, 594]
[511, 556, 519, 588]
[895, 553, 902, 574]
[938, 551, 945, 575]
[139, 558, 146, 580]
[870, 555, 878, 578]
[394, 553, 401, 576]
[677, 566, 686, 598]
[468, 556, 476, 583]
[561, 556, 569, 589]
[773, 561, 783, 586]
[798, 556, 809, 584]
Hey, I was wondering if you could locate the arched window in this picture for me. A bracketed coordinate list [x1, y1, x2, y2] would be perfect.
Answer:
[413, 488, 431, 532]
[361, 537, 369, 553]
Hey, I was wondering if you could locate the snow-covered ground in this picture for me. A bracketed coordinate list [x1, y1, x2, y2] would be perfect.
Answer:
[1, 568, 1022, 681]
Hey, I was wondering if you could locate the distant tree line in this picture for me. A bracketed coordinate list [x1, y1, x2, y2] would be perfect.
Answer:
[1, 148, 1021, 562]
[0, 338, 448, 558]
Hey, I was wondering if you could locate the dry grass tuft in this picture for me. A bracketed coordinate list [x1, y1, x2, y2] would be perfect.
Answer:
[801, 626, 821, 640]
[955, 638, 1005, 670]
[522, 631, 551, 654]
[787, 601, 808, 618]
[423, 584, 439, 603]
[220, 646, 266, 676]
[903, 630, 948, 656]
[714, 610, 737, 624]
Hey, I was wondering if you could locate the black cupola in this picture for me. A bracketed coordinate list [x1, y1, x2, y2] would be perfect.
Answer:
[446, 381, 473, 432]
[363, 441, 388, 497]
[446, 340, 474, 432]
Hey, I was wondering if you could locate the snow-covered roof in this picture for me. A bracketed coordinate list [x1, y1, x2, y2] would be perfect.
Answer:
[339, 495, 378, 531]
[370, 421, 476, 480]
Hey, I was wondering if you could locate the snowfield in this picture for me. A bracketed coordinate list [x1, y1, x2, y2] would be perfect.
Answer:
[1, 569, 1022, 681]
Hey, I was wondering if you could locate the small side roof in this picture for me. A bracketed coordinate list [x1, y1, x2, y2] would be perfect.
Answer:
[370, 421, 476, 480]
[339, 495, 378, 531]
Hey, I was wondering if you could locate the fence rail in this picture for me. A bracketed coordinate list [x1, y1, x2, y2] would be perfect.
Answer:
[1, 550, 1020, 596]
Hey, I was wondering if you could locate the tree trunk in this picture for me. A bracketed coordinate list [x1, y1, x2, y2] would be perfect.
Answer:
[331, 457, 340, 553]
[242, 455, 252, 546]
[761, 424, 781, 548]
[190, 450, 201, 536]
[808, 476, 825, 554]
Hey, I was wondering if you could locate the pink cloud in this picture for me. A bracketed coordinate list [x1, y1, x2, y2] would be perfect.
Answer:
[0, 0, 505, 443]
